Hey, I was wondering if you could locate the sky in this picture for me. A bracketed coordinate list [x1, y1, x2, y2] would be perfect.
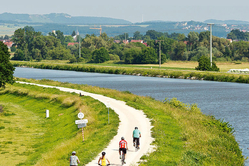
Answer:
[1, 0, 249, 23]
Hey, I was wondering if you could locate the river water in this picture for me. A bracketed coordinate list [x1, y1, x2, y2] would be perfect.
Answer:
[14, 67, 249, 164]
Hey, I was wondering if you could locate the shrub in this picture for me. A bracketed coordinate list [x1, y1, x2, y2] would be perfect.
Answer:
[69, 57, 77, 63]
[109, 54, 120, 61]
[195, 56, 220, 71]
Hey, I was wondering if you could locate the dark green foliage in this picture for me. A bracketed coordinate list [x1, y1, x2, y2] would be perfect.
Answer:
[227, 29, 249, 41]
[10, 46, 16, 52]
[0, 42, 15, 88]
[12, 49, 25, 60]
[69, 57, 77, 63]
[92, 47, 110, 63]
[11, 27, 71, 61]
[195, 56, 220, 71]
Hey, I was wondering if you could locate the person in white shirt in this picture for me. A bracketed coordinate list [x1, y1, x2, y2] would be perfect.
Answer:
[70, 151, 80, 166]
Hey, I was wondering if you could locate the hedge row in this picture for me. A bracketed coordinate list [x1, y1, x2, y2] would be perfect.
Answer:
[12, 62, 249, 84]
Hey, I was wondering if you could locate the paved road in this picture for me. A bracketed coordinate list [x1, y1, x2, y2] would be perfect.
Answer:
[17, 81, 155, 166]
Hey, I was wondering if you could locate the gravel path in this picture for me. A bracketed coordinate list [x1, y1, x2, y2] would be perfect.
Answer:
[17, 81, 155, 166]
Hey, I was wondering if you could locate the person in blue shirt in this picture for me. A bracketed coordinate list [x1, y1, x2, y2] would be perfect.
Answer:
[132, 127, 141, 149]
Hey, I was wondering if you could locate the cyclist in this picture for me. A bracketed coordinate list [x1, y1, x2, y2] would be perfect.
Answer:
[69, 151, 80, 166]
[98, 151, 110, 166]
[132, 127, 141, 149]
[119, 136, 128, 163]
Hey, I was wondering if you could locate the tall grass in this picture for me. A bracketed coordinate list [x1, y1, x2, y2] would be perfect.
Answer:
[14, 78, 245, 165]
[0, 83, 119, 166]
[12, 61, 249, 84]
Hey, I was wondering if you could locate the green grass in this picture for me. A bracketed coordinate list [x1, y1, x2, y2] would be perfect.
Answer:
[86, 62, 195, 71]
[14, 78, 245, 166]
[0, 83, 119, 166]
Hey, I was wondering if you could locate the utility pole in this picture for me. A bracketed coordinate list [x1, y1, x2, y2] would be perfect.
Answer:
[77, 30, 81, 58]
[207, 23, 214, 67]
[125, 33, 126, 45]
[157, 40, 164, 68]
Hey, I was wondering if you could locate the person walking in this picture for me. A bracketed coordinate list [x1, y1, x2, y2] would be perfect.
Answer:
[98, 151, 110, 166]
[132, 127, 141, 149]
[69, 151, 80, 166]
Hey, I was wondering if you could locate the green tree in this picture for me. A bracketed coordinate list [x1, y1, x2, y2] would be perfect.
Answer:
[65, 36, 74, 43]
[195, 55, 219, 71]
[49, 30, 65, 45]
[137, 47, 157, 64]
[133, 31, 143, 40]
[11, 46, 16, 52]
[12, 49, 25, 60]
[92, 47, 109, 63]
[4, 35, 9, 40]
[47, 46, 72, 60]
[187, 31, 199, 51]
[199, 31, 210, 42]
[0, 41, 15, 88]
[71, 30, 76, 37]
[12, 28, 25, 50]
[145, 30, 163, 40]
[172, 41, 187, 60]
[124, 47, 141, 64]
[177, 34, 186, 41]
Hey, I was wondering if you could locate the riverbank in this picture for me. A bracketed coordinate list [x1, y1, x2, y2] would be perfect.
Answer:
[0, 82, 119, 165]
[17, 81, 154, 166]
[13, 78, 245, 165]
[11, 61, 249, 84]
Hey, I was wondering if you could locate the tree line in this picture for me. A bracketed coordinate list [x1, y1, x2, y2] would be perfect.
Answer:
[10, 26, 249, 63]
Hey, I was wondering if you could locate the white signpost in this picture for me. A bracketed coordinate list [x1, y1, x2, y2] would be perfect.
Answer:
[106, 100, 110, 124]
[78, 123, 87, 128]
[78, 112, 84, 119]
[75, 111, 88, 141]
[75, 119, 88, 124]
[46, 110, 49, 118]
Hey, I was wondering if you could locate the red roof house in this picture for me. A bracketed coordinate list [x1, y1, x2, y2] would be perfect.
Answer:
[67, 42, 77, 46]
[130, 40, 144, 43]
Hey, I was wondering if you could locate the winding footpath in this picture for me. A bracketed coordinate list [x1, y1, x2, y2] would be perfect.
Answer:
[17, 81, 155, 166]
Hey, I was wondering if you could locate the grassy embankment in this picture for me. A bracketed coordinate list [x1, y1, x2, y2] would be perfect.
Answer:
[22, 60, 249, 72]
[0, 82, 119, 166]
[11, 78, 245, 165]
[12, 61, 249, 84]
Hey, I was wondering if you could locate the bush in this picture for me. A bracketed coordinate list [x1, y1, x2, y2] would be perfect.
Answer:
[109, 54, 120, 61]
[92, 47, 110, 63]
[69, 57, 77, 63]
[77, 57, 85, 62]
[195, 56, 219, 71]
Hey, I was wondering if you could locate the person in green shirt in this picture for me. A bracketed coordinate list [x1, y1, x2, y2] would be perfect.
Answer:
[132, 127, 141, 149]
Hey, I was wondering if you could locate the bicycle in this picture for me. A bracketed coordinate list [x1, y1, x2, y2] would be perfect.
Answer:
[121, 151, 125, 165]
[134, 138, 140, 152]
[134, 139, 138, 152]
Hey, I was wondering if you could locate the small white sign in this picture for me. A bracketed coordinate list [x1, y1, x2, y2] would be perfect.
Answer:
[78, 123, 87, 128]
[75, 119, 88, 124]
[78, 112, 84, 119]
[105, 101, 110, 108]
[46, 110, 49, 118]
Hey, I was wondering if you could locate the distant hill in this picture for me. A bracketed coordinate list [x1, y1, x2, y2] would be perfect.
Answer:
[0, 12, 132, 25]
[204, 19, 249, 25]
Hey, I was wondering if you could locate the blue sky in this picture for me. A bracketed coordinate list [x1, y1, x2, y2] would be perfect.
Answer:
[1, 0, 249, 23]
